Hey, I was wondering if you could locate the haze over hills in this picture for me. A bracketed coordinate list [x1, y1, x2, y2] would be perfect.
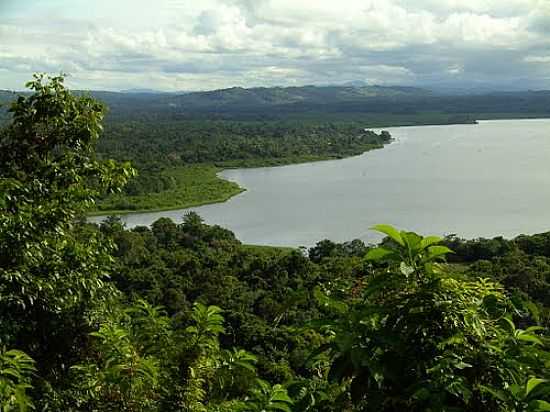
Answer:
[2, 84, 550, 122]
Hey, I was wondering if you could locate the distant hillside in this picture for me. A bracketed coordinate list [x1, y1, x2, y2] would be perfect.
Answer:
[2, 85, 550, 122]
[0, 90, 19, 104]
[167, 85, 432, 108]
[99, 85, 550, 121]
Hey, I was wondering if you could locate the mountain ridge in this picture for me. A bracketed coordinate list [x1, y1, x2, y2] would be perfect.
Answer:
[2, 84, 550, 122]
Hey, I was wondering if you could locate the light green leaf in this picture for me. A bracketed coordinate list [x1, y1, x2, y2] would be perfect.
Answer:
[400, 262, 414, 276]
[271, 391, 293, 403]
[370, 224, 404, 246]
[530, 400, 550, 411]
[455, 361, 472, 370]
[365, 247, 395, 261]
[526, 378, 547, 396]
[517, 333, 544, 346]
[420, 235, 443, 250]
[525, 326, 545, 333]
[500, 317, 516, 333]
[427, 245, 453, 259]
[402, 231, 422, 251]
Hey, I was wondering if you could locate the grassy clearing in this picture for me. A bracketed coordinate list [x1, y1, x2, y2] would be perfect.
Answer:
[92, 165, 245, 216]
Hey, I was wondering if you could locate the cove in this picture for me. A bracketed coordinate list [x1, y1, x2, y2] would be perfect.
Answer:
[90, 119, 550, 247]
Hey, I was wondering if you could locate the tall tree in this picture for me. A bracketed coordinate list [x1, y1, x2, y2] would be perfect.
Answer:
[0, 74, 134, 392]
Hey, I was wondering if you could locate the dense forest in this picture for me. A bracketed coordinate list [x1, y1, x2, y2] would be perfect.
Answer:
[1, 75, 550, 411]
[1, 87, 394, 213]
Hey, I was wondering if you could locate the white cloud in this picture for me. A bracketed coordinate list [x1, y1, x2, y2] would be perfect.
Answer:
[0, 0, 549, 90]
[438, 13, 524, 47]
[524, 55, 550, 63]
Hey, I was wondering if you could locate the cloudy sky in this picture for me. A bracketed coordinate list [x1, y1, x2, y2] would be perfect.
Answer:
[1, 0, 549, 91]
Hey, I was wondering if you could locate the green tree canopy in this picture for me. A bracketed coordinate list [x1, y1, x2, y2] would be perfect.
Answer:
[0, 74, 134, 392]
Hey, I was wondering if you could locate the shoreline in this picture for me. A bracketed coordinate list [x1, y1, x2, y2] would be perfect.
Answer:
[89, 116, 550, 219]
[88, 186, 247, 217]
[89, 146, 389, 218]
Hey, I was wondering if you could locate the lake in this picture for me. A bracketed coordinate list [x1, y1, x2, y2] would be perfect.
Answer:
[91, 119, 550, 247]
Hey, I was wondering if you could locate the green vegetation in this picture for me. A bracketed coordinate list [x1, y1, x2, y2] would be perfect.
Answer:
[1, 76, 550, 411]
[94, 120, 391, 214]
[90, 216, 550, 411]
[318, 226, 550, 411]
[93, 165, 244, 215]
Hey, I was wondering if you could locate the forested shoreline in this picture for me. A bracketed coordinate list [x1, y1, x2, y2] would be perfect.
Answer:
[94, 121, 392, 214]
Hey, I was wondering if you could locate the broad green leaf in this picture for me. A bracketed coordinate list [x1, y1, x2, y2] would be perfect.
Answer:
[271, 391, 293, 403]
[427, 245, 453, 259]
[529, 400, 550, 411]
[517, 333, 544, 346]
[365, 247, 395, 261]
[370, 224, 404, 246]
[402, 231, 422, 251]
[525, 326, 545, 333]
[420, 235, 443, 250]
[526, 378, 547, 396]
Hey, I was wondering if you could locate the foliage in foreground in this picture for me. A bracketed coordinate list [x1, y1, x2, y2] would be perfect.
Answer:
[316, 225, 550, 411]
[65, 300, 291, 411]
[1, 75, 549, 411]
[0, 349, 35, 412]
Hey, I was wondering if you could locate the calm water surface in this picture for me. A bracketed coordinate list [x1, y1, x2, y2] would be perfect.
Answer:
[91, 119, 550, 247]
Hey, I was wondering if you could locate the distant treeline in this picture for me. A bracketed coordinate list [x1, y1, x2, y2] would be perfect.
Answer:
[84, 88, 550, 122]
[98, 120, 391, 168]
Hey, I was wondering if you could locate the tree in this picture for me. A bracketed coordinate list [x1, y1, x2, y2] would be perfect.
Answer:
[0, 349, 36, 412]
[0, 74, 134, 399]
[317, 225, 550, 411]
[69, 300, 282, 412]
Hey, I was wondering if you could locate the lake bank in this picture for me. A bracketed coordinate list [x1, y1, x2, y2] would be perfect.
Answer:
[91, 113, 550, 217]
[91, 144, 389, 216]
[90, 119, 550, 247]
[91, 165, 245, 216]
